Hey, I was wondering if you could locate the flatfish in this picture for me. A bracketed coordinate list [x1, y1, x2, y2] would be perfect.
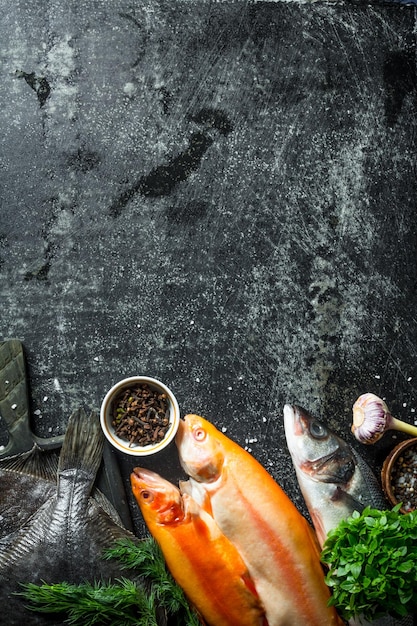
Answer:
[0, 390, 171, 626]
[0, 407, 153, 625]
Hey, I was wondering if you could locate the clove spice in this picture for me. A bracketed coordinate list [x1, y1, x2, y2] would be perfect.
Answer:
[112, 383, 170, 447]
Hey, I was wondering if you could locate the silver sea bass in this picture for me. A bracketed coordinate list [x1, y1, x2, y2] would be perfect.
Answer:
[0, 408, 142, 625]
[283, 404, 414, 626]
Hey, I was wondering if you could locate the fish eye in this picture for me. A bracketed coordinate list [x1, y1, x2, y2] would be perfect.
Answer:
[193, 427, 207, 442]
[141, 490, 154, 502]
[309, 420, 327, 439]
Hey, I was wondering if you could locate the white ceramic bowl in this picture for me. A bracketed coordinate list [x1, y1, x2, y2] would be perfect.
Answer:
[100, 376, 180, 456]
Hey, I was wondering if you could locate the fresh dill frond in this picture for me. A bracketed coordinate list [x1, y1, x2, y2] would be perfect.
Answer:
[20, 537, 200, 626]
[104, 537, 200, 625]
[20, 578, 158, 626]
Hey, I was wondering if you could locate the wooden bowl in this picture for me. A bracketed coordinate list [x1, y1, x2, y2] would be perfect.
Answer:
[381, 437, 417, 514]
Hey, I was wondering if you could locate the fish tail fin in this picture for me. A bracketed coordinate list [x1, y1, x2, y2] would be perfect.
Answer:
[58, 407, 104, 479]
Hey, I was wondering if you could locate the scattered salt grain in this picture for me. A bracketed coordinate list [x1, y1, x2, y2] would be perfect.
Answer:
[227, 386, 232, 391]
[43, 396, 48, 402]
[5, 380, 9, 385]
[195, 377, 200, 383]
[11, 404, 17, 410]
[34, 409, 42, 416]
[221, 426, 227, 433]
[374, 374, 381, 379]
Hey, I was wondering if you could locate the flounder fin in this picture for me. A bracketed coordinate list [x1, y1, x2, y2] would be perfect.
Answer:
[86, 499, 137, 547]
[0, 498, 56, 571]
[0, 445, 59, 482]
[58, 408, 103, 478]
[92, 489, 123, 526]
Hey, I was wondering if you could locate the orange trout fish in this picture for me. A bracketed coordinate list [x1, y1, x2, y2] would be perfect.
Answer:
[130, 467, 267, 626]
[176, 415, 344, 626]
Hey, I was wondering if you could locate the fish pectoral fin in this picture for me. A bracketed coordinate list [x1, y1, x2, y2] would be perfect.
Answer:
[180, 480, 213, 515]
[331, 486, 364, 513]
[241, 570, 260, 598]
[182, 494, 223, 541]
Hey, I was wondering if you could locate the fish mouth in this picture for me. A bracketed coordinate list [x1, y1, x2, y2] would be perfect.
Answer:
[284, 404, 355, 483]
[284, 404, 311, 437]
[131, 467, 177, 495]
[132, 467, 162, 485]
[131, 468, 184, 520]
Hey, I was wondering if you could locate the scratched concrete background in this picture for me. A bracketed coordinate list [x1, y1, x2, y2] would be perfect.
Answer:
[1, 0, 417, 529]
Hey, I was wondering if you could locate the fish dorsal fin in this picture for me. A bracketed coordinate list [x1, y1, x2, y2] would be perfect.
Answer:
[0, 445, 58, 483]
[58, 408, 104, 479]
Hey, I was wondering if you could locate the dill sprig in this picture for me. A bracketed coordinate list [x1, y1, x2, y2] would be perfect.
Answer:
[19, 537, 200, 626]
[104, 538, 200, 625]
[20, 578, 158, 625]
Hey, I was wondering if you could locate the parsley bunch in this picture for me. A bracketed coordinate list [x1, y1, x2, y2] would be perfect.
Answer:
[321, 504, 417, 622]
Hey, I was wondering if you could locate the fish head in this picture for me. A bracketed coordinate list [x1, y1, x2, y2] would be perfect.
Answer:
[283, 404, 386, 546]
[175, 414, 225, 483]
[283, 404, 355, 484]
[130, 468, 184, 525]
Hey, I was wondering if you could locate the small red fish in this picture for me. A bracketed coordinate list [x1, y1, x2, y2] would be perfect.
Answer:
[130, 467, 267, 626]
[176, 414, 344, 626]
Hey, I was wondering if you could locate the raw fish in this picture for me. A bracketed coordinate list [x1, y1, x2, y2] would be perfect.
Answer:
[0, 409, 159, 626]
[176, 414, 344, 626]
[131, 467, 267, 626]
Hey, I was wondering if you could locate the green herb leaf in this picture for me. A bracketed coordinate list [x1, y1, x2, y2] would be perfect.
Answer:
[321, 506, 417, 622]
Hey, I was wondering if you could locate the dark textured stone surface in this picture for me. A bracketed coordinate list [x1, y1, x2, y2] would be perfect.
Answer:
[1, 0, 417, 533]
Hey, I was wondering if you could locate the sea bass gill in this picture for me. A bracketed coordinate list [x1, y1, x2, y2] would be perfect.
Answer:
[283, 404, 387, 548]
[130, 467, 267, 626]
[175, 414, 344, 626]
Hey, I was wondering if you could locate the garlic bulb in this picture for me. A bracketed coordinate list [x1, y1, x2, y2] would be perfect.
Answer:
[352, 393, 417, 444]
